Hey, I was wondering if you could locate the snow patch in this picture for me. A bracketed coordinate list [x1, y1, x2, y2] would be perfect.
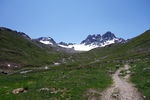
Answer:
[59, 44, 98, 51]
[59, 38, 120, 51]
[58, 44, 72, 48]
[40, 40, 53, 45]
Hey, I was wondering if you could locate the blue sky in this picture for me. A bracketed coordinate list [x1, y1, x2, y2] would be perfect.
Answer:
[0, 0, 150, 43]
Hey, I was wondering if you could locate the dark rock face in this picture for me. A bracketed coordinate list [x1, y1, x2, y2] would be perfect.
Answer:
[68, 43, 74, 45]
[59, 42, 68, 46]
[18, 32, 31, 39]
[81, 32, 125, 46]
[102, 31, 116, 41]
[58, 42, 75, 46]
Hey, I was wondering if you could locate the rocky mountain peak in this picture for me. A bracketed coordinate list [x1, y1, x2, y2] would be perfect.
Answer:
[102, 31, 116, 40]
[34, 31, 125, 51]
[36, 37, 56, 45]
[81, 32, 125, 46]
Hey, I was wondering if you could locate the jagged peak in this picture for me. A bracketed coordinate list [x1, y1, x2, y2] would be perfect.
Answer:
[36, 37, 56, 45]
[102, 31, 116, 38]
[81, 31, 124, 46]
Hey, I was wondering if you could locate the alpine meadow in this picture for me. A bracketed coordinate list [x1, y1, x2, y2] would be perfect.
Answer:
[0, 0, 150, 100]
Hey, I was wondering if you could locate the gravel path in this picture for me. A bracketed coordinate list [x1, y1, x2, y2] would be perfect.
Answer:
[100, 64, 143, 100]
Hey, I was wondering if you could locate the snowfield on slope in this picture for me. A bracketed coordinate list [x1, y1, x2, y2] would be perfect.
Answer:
[59, 44, 98, 51]
[58, 39, 119, 51]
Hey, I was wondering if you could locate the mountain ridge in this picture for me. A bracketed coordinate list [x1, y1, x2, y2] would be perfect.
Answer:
[35, 31, 125, 51]
[57, 32, 125, 51]
[0, 27, 65, 69]
[81, 31, 125, 45]
[0, 27, 125, 51]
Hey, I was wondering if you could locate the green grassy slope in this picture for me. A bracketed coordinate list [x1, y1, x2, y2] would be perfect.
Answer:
[94, 29, 150, 57]
[130, 59, 150, 100]
[69, 30, 150, 65]
[0, 28, 64, 67]
[0, 28, 149, 100]
[0, 28, 121, 100]
[0, 63, 117, 100]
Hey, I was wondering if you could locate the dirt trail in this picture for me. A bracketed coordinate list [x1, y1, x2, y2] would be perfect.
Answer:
[100, 64, 143, 100]
[87, 64, 143, 100]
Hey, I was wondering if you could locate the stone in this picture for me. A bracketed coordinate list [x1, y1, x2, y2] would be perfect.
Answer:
[126, 70, 131, 74]
[143, 96, 146, 98]
[143, 68, 150, 70]
[1, 71, 8, 74]
[112, 93, 119, 98]
[12, 88, 27, 94]
[39, 88, 50, 91]
[44, 66, 48, 70]
[7, 64, 11, 67]
[20, 70, 32, 74]
[54, 62, 60, 66]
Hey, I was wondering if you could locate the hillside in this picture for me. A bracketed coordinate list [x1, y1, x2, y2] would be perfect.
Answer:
[0, 27, 65, 69]
[68, 30, 150, 65]
[93, 29, 150, 60]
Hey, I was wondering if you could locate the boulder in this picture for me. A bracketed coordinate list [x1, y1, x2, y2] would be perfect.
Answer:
[12, 88, 27, 94]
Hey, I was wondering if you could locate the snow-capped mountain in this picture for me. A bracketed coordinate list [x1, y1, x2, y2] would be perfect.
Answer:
[0, 27, 125, 52]
[35, 32, 125, 51]
[36, 37, 57, 45]
[81, 31, 125, 46]
[58, 32, 125, 51]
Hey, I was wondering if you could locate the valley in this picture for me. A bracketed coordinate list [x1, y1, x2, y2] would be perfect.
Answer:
[0, 27, 150, 100]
